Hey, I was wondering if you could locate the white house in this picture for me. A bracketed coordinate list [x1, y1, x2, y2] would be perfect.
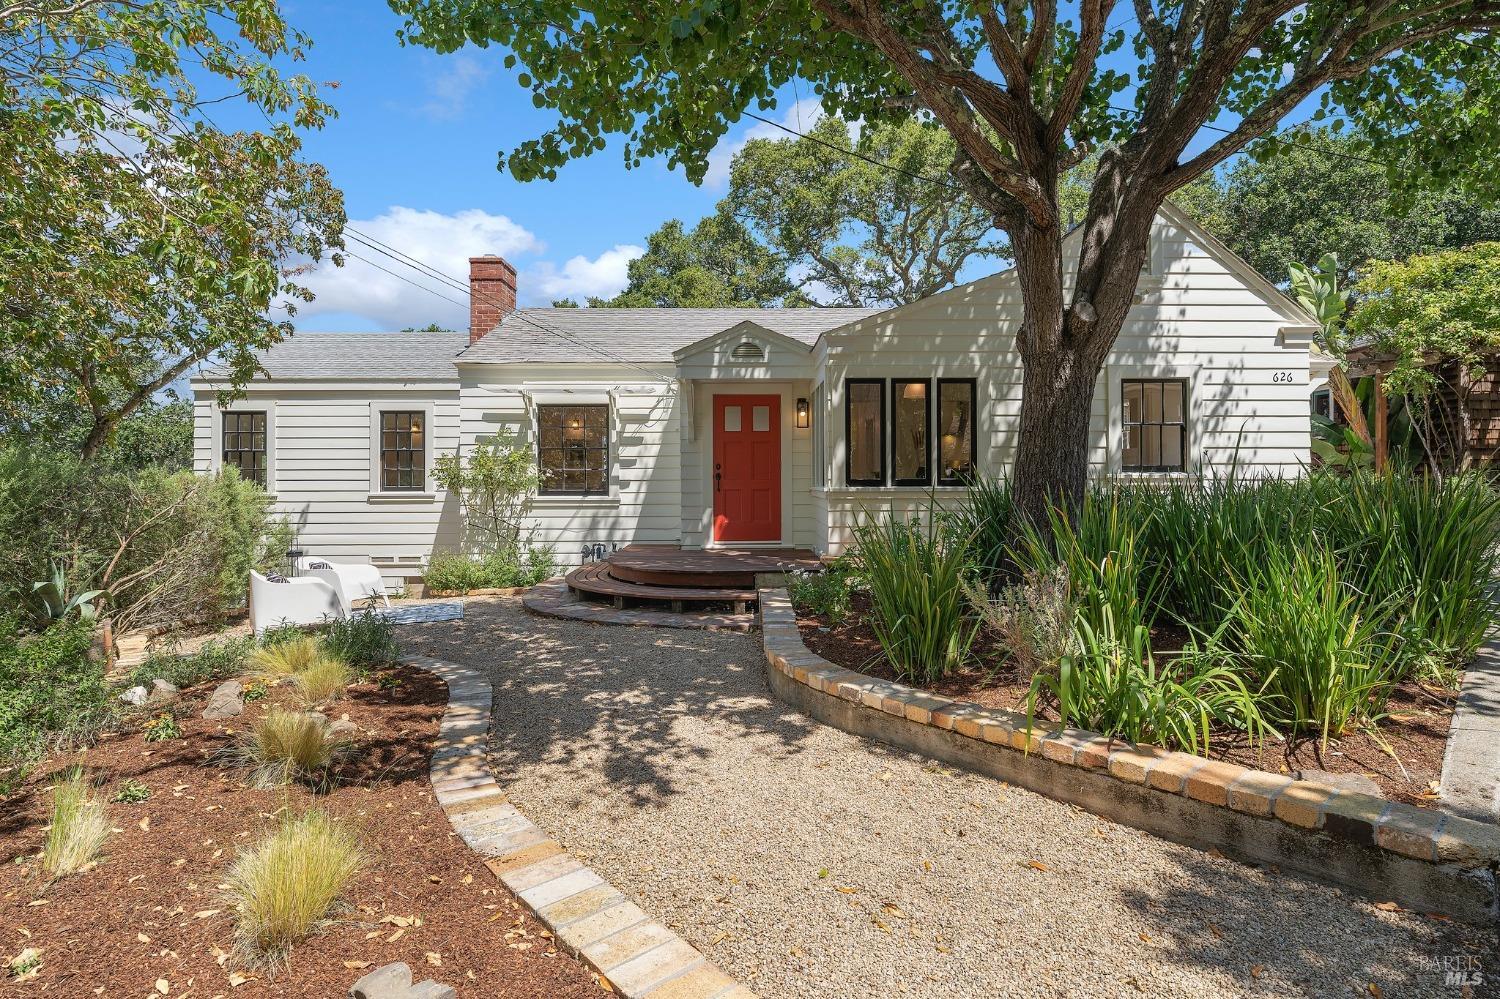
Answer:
[191, 204, 1321, 588]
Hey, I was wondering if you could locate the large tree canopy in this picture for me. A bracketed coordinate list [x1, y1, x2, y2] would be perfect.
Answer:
[393, 0, 1500, 523]
[727, 116, 1004, 307]
[0, 1, 345, 459]
[605, 215, 810, 307]
[1205, 125, 1500, 285]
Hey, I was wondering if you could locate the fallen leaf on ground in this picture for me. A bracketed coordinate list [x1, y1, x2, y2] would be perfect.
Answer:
[1250, 965, 1265, 979]
[342, 961, 371, 970]
[1207, 922, 1224, 939]
[1025, 860, 1050, 873]
[1374, 901, 1401, 912]
[155, 979, 169, 994]
[425, 952, 442, 967]
[835, 886, 858, 894]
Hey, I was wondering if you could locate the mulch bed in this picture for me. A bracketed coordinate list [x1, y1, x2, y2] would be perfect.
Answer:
[796, 594, 1456, 808]
[0, 664, 603, 997]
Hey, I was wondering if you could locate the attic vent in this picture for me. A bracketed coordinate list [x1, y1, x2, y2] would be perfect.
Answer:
[730, 341, 765, 361]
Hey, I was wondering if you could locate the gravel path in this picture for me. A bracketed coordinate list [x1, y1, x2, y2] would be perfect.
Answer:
[401, 599, 1496, 999]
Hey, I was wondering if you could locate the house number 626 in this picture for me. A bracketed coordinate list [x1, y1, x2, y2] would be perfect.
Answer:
[1271, 371, 1296, 383]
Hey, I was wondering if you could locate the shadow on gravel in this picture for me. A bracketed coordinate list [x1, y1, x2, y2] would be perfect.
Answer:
[400, 598, 831, 808]
[1117, 849, 1497, 996]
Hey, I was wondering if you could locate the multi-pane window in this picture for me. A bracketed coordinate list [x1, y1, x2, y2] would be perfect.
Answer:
[380, 411, 426, 491]
[937, 379, 977, 485]
[538, 404, 609, 495]
[222, 411, 267, 487]
[845, 378, 982, 487]
[892, 380, 930, 486]
[845, 380, 885, 486]
[1122, 379, 1188, 472]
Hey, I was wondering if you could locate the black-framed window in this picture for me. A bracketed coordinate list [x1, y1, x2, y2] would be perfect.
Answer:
[222, 411, 267, 487]
[892, 379, 931, 486]
[937, 379, 977, 485]
[538, 404, 609, 495]
[1122, 379, 1188, 472]
[845, 379, 885, 486]
[380, 410, 426, 491]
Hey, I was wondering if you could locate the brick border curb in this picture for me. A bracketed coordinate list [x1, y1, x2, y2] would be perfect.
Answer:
[757, 588, 1500, 926]
[522, 578, 755, 632]
[405, 655, 755, 998]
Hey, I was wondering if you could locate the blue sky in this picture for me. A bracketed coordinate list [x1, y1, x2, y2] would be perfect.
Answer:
[263, 3, 1316, 332]
[269, 1, 783, 330]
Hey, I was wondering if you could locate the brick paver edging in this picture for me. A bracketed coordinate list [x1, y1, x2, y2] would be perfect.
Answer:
[405, 654, 755, 998]
[757, 588, 1500, 926]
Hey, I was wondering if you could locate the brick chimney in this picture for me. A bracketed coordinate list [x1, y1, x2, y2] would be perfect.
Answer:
[469, 255, 517, 344]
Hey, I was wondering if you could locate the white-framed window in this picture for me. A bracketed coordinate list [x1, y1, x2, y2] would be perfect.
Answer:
[369, 401, 436, 496]
[211, 400, 276, 493]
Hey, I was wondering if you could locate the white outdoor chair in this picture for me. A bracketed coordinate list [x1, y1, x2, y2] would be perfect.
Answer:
[249, 570, 345, 636]
[295, 557, 391, 616]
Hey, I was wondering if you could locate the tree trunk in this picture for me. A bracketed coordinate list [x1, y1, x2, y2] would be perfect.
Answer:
[1006, 176, 1157, 534]
[1012, 347, 1101, 530]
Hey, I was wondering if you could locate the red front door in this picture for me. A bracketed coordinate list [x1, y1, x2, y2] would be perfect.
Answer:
[713, 394, 781, 543]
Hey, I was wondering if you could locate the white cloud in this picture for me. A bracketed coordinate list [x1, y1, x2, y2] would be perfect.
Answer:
[703, 98, 826, 188]
[420, 55, 492, 119]
[525, 245, 645, 303]
[297, 206, 541, 330]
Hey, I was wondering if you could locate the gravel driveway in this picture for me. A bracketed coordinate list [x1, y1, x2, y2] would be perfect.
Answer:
[401, 598, 1496, 999]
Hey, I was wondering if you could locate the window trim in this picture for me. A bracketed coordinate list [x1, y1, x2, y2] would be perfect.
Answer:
[220, 409, 269, 488]
[936, 378, 979, 486]
[1120, 377, 1190, 474]
[211, 399, 276, 493]
[368, 401, 436, 498]
[844, 378, 886, 486]
[890, 378, 932, 487]
[377, 410, 429, 492]
[536, 402, 612, 497]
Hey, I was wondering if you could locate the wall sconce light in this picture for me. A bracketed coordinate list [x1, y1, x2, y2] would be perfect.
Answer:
[795, 398, 810, 429]
[565, 416, 584, 441]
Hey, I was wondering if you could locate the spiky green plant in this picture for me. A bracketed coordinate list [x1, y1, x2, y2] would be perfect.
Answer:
[237, 709, 346, 788]
[852, 510, 976, 682]
[1028, 610, 1274, 755]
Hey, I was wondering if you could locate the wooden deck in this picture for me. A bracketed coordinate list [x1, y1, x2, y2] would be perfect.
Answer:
[605, 544, 822, 589]
[562, 545, 822, 615]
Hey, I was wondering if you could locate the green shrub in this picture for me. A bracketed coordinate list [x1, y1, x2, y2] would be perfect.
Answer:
[128, 636, 255, 689]
[1029, 610, 1274, 755]
[142, 712, 182, 742]
[424, 545, 555, 592]
[0, 450, 283, 633]
[949, 476, 1013, 582]
[321, 611, 398, 671]
[964, 565, 1076, 678]
[786, 560, 856, 624]
[1012, 489, 1161, 638]
[1225, 548, 1405, 747]
[853, 512, 976, 683]
[0, 616, 109, 793]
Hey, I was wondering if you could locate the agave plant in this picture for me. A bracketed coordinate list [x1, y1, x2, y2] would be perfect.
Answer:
[26, 561, 107, 628]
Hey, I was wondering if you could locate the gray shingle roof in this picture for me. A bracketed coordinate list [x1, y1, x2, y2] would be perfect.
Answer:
[456, 307, 883, 363]
[230, 331, 469, 381]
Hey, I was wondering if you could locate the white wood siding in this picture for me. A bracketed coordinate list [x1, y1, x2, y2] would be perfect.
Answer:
[815, 215, 1314, 554]
[458, 364, 680, 568]
[192, 384, 462, 582]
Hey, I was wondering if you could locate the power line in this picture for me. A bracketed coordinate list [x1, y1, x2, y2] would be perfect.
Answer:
[738, 109, 966, 191]
[343, 226, 676, 383]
